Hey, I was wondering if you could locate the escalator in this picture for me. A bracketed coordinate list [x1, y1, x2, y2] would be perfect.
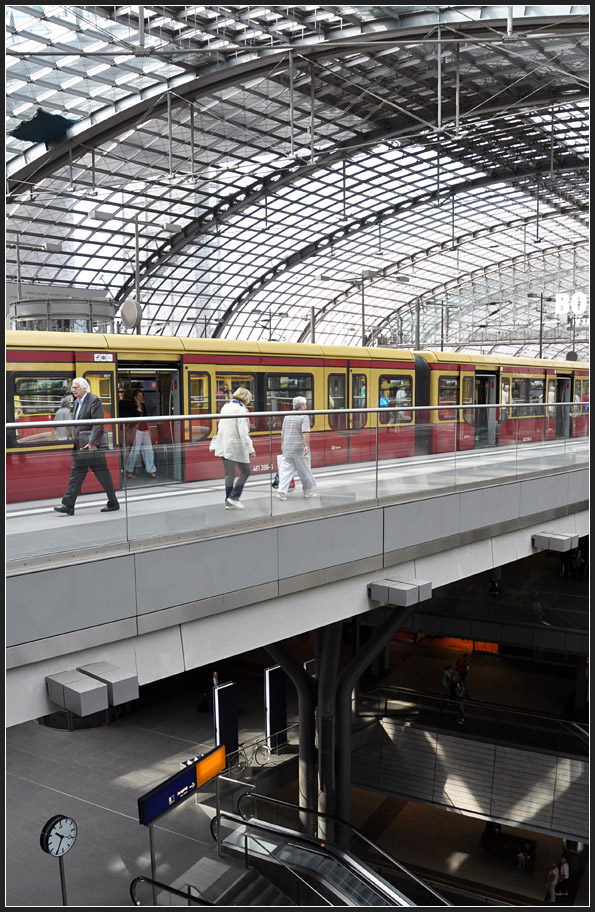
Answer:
[212, 787, 451, 906]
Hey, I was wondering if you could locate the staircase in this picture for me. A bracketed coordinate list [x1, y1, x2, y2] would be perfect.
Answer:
[215, 869, 294, 906]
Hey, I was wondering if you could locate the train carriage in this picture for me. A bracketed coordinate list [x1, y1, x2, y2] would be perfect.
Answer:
[5, 330, 589, 504]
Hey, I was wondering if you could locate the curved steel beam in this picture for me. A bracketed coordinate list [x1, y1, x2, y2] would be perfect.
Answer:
[7, 11, 588, 191]
[210, 164, 587, 338]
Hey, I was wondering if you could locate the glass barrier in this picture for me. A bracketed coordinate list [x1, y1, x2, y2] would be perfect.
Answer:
[356, 686, 589, 758]
[5, 404, 588, 563]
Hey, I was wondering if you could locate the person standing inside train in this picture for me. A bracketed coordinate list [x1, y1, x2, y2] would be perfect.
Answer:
[210, 387, 254, 510]
[54, 377, 119, 515]
[125, 386, 157, 478]
[276, 395, 317, 501]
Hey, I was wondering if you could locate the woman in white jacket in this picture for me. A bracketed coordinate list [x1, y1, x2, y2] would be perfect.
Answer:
[210, 387, 255, 509]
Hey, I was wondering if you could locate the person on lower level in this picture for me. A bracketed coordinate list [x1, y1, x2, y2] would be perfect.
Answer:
[54, 377, 119, 515]
[545, 861, 559, 903]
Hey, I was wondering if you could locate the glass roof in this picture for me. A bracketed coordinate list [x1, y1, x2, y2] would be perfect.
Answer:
[6, 5, 590, 360]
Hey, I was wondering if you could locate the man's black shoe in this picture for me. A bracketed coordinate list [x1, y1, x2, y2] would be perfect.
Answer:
[101, 503, 120, 512]
[54, 505, 74, 515]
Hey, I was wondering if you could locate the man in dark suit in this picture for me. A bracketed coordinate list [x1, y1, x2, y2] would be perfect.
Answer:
[54, 377, 120, 515]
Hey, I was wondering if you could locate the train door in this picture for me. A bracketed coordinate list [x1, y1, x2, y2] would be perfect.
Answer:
[556, 375, 572, 438]
[474, 373, 498, 447]
[324, 363, 371, 465]
[544, 370, 557, 440]
[117, 368, 182, 481]
[458, 370, 475, 450]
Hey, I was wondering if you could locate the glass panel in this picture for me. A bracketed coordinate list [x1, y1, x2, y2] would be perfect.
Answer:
[438, 376, 458, 420]
[547, 378, 557, 417]
[511, 377, 529, 417]
[351, 373, 367, 430]
[189, 372, 212, 441]
[378, 376, 412, 425]
[328, 374, 346, 431]
[266, 374, 314, 430]
[581, 379, 589, 414]
[571, 379, 581, 417]
[462, 376, 474, 424]
[215, 374, 255, 411]
[528, 378, 544, 417]
[12, 374, 74, 446]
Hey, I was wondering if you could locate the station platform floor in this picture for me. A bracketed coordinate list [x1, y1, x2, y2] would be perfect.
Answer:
[6, 553, 589, 907]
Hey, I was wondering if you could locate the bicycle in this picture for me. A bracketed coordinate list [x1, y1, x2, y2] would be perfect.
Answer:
[232, 738, 272, 772]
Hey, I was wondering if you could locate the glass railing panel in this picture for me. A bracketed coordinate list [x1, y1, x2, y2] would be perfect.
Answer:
[6, 442, 129, 562]
[6, 405, 587, 564]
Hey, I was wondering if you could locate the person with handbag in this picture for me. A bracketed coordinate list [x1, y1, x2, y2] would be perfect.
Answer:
[209, 387, 255, 509]
[125, 386, 157, 478]
[276, 396, 317, 501]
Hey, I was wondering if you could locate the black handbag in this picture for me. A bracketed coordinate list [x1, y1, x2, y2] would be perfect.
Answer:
[271, 472, 279, 488]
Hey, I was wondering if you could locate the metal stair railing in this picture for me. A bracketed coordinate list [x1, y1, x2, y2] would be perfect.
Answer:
[130, 875, 214, 905]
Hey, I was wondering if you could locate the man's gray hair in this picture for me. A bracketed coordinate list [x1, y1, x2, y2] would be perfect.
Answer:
[74, 377, 91, 393]
[293, 395, 307, 409]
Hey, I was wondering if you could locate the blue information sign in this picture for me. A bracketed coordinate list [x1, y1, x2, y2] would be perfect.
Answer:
[138, 764, 198, 826]
[137, 746, 225, 826]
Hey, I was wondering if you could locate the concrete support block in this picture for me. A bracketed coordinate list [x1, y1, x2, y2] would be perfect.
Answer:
[45, 671, 108, 716]
[77, 662, 139, 705]
[367, 577, 432, 607]
[531, 532, 579, 552]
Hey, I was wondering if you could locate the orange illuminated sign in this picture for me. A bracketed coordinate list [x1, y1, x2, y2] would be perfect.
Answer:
[195, 745, 226, 788]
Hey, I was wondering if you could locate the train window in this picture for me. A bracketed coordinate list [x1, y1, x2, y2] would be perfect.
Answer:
[83, 372, 115, 448]
[581, 379, 589, 413]
[528, 379, 545, 417]
[571, 379, 582, 417]
[189, 372, 212, 441]
[84, 373, 114, 416]
[547, 379, 556, 418]
[265, 374, 314, 430]
[12, 374, 74, 446]
[215, 374, 255, 412]
[328, 374, 347, 431]
[351, 374, 367, 429]
[511, 378, 529, 416]
[438, 377, 458, 420]
[378, 376, 412, 425]
[462, 376, 474, 424]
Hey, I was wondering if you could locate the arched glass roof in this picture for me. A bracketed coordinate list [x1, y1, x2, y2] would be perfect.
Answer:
[6, 5, 589, 359]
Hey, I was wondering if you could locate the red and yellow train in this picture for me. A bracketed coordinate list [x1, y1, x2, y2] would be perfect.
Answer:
[6, 330, 589, 504]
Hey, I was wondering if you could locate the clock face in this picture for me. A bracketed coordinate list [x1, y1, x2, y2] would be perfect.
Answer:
[40, 815, 78, 857]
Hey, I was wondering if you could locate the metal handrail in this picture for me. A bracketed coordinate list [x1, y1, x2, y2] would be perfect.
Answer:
[241, 827, 332, 906]
[6, 399, 578, 430]
[235, 790, 450, 905]
[130, 875, 214, 905]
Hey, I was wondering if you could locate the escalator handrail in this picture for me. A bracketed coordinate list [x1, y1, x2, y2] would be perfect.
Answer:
[234, 792, 450, 905]
[220, 809, 413, 906]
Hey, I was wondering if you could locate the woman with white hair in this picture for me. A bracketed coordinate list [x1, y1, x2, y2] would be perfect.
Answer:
[210, 387, 255, 509]
[276, 395, 317, 501]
